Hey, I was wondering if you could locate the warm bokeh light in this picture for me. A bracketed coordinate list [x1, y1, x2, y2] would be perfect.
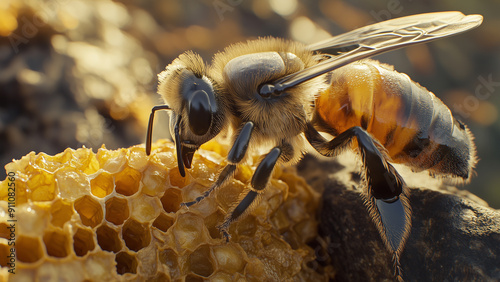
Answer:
[185, 25, 213, 50]
[405, 44, 435, 75]
[0, 9, 17, 36]
[290, 16, 316, 43]
[319, 0, 372, 30]
[290, 16, 331, 44]
[252, 0, 273, 19]
[445, 90, 499, 126]
[270, 0, 298, 17]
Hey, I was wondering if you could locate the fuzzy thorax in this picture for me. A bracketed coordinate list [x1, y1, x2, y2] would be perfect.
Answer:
[211, 38, 328, 142]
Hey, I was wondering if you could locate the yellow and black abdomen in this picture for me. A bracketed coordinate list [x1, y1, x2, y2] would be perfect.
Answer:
[314, 60, 476, 179]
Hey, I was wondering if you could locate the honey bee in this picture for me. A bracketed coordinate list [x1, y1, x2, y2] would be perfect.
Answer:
[146, 12, 482, 279]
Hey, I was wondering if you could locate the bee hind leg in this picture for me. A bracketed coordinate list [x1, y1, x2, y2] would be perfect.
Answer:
[305, 124, 411, 280]
[218, 146, 282, 241]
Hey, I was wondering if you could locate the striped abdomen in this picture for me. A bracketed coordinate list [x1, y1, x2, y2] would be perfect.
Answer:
[314, 60, 476, 179]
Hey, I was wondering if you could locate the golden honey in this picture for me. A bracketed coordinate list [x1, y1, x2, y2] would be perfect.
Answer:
[0, 140, 326, 281]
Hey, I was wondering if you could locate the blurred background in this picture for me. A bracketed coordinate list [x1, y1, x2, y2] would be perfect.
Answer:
[0, 0, 499, 207]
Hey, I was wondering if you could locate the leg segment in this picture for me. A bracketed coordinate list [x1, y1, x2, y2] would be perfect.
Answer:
[306, 124, 411, 279]
[181, 164, 236, 207]
[181, 121, 254, 207]
[218, 147, 282, 241]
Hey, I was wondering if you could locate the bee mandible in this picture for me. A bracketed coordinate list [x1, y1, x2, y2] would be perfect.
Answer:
[146, 11, 482, 279]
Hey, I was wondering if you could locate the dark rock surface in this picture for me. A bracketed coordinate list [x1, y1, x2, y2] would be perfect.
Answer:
[297, 154, 500, 282]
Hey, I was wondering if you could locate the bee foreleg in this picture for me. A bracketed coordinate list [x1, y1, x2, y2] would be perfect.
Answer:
[181, 122, 254, 207]
[181, 164, 236, 208]
[218, 146, 282, 241]
[305, 124, 411, 280]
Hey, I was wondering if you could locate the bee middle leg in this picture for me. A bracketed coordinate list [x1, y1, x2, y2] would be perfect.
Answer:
[305, 123, 411, 278]
[218, 146, 283, 241]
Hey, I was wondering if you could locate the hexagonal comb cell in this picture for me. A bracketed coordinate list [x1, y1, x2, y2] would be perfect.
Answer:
[168, 167, 190, 188]
[115, 166, 141, 196]
[50, 199, 73, 228]
[55, 167, 90, 199]
[122, 219, 151, 252]
[0, 244, 9, 267]
[105, 197, 130, 225]
[43, 230, 71, 258]
[73, 228, 95, 257]
[152, 213, 175, 232]
[0, 222, 10, 239]
[203, 210, 225, 239]
[74, 195, 103, 228]
[188, 245, 214, 278]
[141, 163, 168, 196]
[27, 169, 56, 201]
[185, 273, 205, 282]
[16, 236, 44, 263]
[97, 148, 127, 174]
[96, 224, 122, 253]
[171, 213, 209, 251]
[159, 248, 180, 278]
[213, 244, 246, 273]
[91, 171, 114, 198]
[115, 252, 138, 275]
[160, 188, 182, 213]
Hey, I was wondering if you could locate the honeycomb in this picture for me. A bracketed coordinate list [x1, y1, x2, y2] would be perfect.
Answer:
[0, 140, 328, 281]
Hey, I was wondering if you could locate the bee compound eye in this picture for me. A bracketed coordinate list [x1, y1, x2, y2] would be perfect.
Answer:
[187, 90, 212, 136]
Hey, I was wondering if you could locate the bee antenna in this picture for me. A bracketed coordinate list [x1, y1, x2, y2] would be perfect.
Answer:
[146, 105, 171, 156]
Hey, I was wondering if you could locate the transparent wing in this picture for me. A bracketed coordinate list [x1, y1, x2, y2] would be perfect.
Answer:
[308, 11, 482, 52]
[272, 12, 482, 90]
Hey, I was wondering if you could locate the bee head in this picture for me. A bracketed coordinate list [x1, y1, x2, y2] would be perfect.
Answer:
[157, 52, 224, 176]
